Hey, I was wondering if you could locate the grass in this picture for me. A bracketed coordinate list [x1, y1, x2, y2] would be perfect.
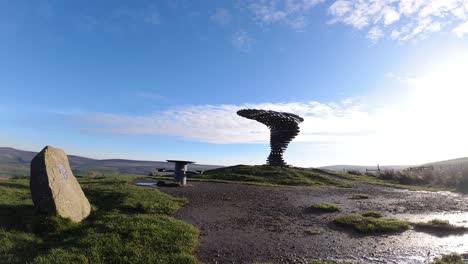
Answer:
[350, 194, 369, 199]
[190, 165, 352, 188]
[414, 219, 468, 234]
[309, 203, 341, 213]
[361, 211, 383, 218]
[309, 168, 440, 191]
[334, 215, 410, 234]
[431, 253, 466, 264]
[0, 175, 199, 264]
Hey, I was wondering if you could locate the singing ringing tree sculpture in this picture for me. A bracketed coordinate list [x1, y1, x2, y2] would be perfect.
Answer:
[237, 109, 304, 167]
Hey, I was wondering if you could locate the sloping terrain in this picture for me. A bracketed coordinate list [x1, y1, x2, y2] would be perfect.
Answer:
[193, 165, 352, 187]
[0, 147, 221, 178]
[320, 164, 412, 173]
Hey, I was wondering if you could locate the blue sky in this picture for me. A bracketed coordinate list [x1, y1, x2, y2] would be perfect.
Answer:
[2, 0, 468, 166]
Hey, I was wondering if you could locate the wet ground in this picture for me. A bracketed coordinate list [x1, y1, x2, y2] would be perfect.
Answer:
[134, 179, 468, 264]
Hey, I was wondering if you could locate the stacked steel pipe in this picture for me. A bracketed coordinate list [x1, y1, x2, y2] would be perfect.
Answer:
[237, 109, 304, 167]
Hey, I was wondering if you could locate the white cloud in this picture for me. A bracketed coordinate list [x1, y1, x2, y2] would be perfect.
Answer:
[211, 8, 232, 26]
[232, 30, 255, 51]
[248, 0, 323, 30]
[328, 0, 468, 41]
[367, 26, 384, 41]
[453, 21, 468, 37]
[78, 54, 468, 165]
[82, 100, 372, 144]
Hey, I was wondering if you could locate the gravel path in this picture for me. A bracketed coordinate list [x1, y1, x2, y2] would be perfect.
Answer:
[135, 179, 468, 264]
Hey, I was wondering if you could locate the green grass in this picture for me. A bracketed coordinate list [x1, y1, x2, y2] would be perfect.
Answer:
[414, 219, 468, 233]
[0, 175, 199, 264]
[190, 165, 352, 188]
[361, 211, 383, 218]
[350, 194, 369, 199]
[334, 215, 410, 234]
[309, 168, 440, 191]
[431, 253, 465, 264]
[309, 203, 341, 213]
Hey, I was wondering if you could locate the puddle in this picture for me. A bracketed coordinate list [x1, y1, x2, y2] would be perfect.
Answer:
[398, 212, 468, 228]
[388, 212, 468, 261]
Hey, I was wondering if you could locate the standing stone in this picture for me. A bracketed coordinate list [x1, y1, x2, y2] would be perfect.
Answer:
[30, 146, 91, 222]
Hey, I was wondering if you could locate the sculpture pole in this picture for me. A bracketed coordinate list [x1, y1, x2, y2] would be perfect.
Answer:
[237, 109, 304, 167]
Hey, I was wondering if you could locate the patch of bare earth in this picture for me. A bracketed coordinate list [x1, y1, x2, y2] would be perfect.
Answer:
[142, 180, 468, 263]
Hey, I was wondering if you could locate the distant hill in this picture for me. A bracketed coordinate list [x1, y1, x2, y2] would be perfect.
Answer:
[0, 147, 222, 178]
[319, 164, 412, 173]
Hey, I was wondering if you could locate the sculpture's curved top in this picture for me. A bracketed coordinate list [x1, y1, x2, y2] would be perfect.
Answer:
[237, 109, 304, 167]
[236, 109, 304, 127]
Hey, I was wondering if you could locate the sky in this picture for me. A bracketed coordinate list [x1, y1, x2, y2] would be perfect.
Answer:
[2, 0, 468, 167]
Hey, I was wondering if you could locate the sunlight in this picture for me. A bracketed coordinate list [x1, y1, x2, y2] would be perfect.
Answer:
[405, 56, 468, 142]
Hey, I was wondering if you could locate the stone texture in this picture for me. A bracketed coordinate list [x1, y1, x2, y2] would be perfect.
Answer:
[30, 146, 91, 222]
[237, 109, 304, 167]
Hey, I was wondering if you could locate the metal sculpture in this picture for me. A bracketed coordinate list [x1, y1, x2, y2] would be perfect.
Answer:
[237, 109, 304, 167]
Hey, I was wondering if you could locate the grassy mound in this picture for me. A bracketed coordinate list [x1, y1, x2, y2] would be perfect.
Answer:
[361, 211, 383, 218]
[0, 175, 199, 264]
[414, 219, 468, 234]
[334, 215, 410, 234]
[194, 165, 352, 187]
[309, 203, 341, 213]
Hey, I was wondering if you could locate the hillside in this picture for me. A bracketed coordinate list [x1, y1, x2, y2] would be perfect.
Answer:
[320, 164, 412, 173]
[191, 165, 352, 187]
[0, 147, 221, 178]
[424, 157, 468, 170]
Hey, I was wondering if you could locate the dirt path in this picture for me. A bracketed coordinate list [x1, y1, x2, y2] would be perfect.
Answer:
[136, 180, 468, 263]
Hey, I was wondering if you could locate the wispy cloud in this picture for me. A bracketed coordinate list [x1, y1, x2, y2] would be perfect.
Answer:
[211, 8, 232, 26]
[81, 100, 372, 144]
[232, 30, 255, 51]
[328, 0, 468, 41]
[453, 21, 468, 38]
[248, 0, 323, 31]
[367, 26, 384, 42]
[75, 54, 468, 165]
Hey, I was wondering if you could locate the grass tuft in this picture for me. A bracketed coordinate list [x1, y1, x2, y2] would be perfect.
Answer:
[309, 203, 341, 213]
[350, 194, 369, 199]
[334, 215, 409, 234]
[361, 211, 383, 218]
[414, 219, 468, 233]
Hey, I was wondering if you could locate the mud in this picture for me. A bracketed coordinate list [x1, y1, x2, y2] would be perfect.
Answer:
[135, 179, 468, 263]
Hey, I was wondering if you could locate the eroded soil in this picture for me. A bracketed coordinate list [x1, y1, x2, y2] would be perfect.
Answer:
[135, 179, 468, 264]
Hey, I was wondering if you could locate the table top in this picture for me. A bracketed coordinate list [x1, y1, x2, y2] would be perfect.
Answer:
[166, 160, 196, 164]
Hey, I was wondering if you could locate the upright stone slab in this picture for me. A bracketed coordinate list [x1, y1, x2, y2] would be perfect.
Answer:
[30, 146, 91, 222]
